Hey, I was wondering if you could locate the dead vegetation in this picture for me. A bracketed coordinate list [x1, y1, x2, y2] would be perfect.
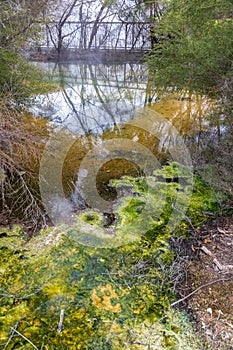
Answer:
[0, 97, 48, 234]
[172, 213, 233, 349]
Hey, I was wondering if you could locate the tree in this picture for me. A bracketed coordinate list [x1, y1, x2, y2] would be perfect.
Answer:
[0, 100, 47, 231]
[87, 0, 117, 49]
[147, 0, 233, 98]
[0, 0, 55, 49]
[115, 0, 164, 49]
[0, 0, 57, 97]
[45, 0, 81, 56]
[45, 0, 119, 54]
[147, 0, 233, 203]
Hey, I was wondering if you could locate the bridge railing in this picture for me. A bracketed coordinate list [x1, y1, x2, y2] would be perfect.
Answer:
[37, 21, 153, 52]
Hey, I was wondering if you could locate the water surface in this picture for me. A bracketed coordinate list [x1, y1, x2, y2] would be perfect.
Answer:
[32, 61, 220, 221]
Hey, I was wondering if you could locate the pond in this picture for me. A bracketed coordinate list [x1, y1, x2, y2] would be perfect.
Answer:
[31, 61, 219, 226]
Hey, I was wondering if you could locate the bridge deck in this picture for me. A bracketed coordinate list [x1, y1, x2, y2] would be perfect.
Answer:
[29, 48, 149, 63]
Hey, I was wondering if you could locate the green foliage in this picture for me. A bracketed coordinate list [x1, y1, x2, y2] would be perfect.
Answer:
[147, 0, 233, 95]
[0, 0, 57, 102]
[0, 0, 53, 49]
[0, 49, 24, 97]
[0, 49, 56, 103]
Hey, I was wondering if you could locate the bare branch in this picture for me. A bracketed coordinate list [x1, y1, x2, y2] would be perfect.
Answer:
[10, 327, 39, 350]
[171, 275, 233, 307]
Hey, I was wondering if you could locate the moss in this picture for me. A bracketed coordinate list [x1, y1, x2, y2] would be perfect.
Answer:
[0, 225, 25, 250]
[77, 210, 104, 226]
[0, 162, 221, 348]
[123, 310, 202, 350]
[0, 224, 176, 348]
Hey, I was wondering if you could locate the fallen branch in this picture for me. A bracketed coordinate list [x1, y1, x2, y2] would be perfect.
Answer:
[10, 327, 39, 350]
[3, 323, 19, 350]
[201, 246, 233, 271]
[57, 309, 65, 334]
[171, 276, 233, 307]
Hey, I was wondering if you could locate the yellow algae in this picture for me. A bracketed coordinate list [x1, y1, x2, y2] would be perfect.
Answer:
[8, 280, 26, 294]
[92, 284, 122, 313]
[78, 210, 103, 226]
[73, 307, 86, 320]
[133, 303, 145, 314]
[43, 283, 68, 296]
[109, 321, 123, 334]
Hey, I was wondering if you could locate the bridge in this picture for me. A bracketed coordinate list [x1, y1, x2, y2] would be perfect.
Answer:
[31, 21, 153, 61]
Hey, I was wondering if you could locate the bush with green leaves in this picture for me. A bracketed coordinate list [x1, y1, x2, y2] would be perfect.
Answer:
[0, 49, 56, 103]
[147, 0, 233, 98]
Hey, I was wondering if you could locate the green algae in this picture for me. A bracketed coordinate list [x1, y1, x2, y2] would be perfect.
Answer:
[0, 236, 175, 348]
[0, 162, 222, 349]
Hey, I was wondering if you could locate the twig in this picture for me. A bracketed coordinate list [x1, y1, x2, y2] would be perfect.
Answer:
[10, 327, 39, 350]
[106, 318, 118, 342]
[0, 286, 43, 300]
[171, 276, 233, 307]
[3, 323, 19, 350]
[125, 342, 149, 346]
[201, 246, 233, 271]
[221, 320, 233, 329]
[57, 309, 65, 334]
